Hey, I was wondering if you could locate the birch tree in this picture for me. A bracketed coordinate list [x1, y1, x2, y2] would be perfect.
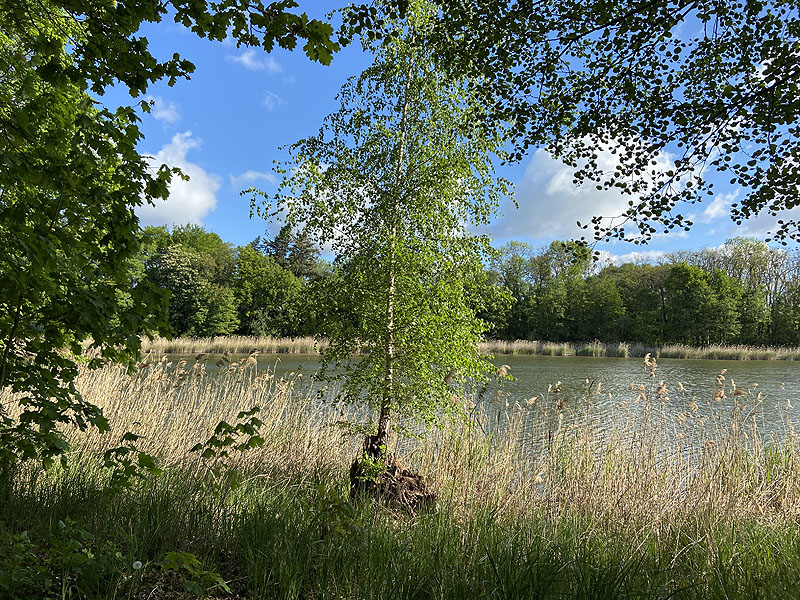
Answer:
[254, 0, 509, 454]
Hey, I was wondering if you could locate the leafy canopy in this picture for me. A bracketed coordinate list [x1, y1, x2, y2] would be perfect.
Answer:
[0, 0, 339, 466]
[252, 0, 510, 442]
[349, 0, 800, 244]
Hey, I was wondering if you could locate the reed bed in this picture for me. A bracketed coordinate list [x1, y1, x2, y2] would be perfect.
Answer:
[144, 335, 800, 361]
[480, 339, 632, 357]
[656, 343, 800, 360]
[3, 358, 800, 598]
[5, 357, 799, 522]
[480, 339, 800, 360]
[141, 334, 325, 355]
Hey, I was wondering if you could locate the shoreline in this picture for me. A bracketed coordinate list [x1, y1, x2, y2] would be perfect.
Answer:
[140, 335, 800, 361]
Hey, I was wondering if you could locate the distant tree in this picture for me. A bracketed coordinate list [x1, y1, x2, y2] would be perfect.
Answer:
[583, 277, 625, 341]
[140, 226, 173, 260]
[234, 245, 302, 337]
[707, 270, 743, 344]
[489, 242, 537, 339]
[171, 224, 236, 285]
[529, 280, 569, 341]
[610, 263, 670, 345]
[197, 284, 239, 337]
[147, 245, 238, 336]
[737, 286, 769, 345]
[770, 290, 800, 346]
[287, 229, 321, 279]
[146, 246, 206, 336]
[472, 268, 513, 339]
[665, 264, 715, 345]
[264, 223, 295, 269]
[259, 223, 321, 279]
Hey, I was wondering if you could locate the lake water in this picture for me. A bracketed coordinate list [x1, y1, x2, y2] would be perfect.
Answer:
[168, 353, 800, 442]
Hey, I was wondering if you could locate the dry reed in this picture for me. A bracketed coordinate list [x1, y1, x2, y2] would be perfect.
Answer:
[141, 335, 325, 355]
[142, 335, 800, 361]
[7, 355, 794, 529]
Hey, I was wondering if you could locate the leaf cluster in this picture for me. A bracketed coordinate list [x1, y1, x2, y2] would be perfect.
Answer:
[189, 406, 265, 460]
[0, 0, 340, 467]
[349, 0, 800, 243]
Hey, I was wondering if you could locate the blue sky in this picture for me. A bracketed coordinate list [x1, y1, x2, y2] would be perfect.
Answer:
[100, 9, 798, 264]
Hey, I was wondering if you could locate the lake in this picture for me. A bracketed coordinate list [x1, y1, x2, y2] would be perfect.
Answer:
[166, 353, 800, 443]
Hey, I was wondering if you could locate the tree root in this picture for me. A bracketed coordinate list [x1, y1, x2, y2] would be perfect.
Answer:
[349, 435, 437, 514]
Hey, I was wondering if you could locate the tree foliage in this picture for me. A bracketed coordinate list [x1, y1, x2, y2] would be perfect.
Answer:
[350, 0, 800, 243]
[234, 245, 302, 336]
[254, 0, 509, 446]
[0, 7, 171, 465]
[0, 0, 339, 465]
[253, 223, 321, 279]
[486, 237, 800, 346]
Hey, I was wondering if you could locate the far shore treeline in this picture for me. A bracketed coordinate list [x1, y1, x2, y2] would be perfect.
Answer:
[138, 225, 800, 348]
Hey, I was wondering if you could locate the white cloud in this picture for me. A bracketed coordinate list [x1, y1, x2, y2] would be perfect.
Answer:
[491, 147, 635, 241]
[687, 187, 799, 239]
[230, 170, 277, 189]
[262, 90, 285, 111]
[145, 95, 180, 124]
[227, 49, 282, 73]
[699, 190, 739, 223]
[489, 142, 687, 243]
[138, 132, 220, 226]
[596, 249, 668, 266]
[737, 206, 800, 238]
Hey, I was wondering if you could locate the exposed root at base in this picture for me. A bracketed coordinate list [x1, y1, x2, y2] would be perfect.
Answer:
[349, 435, 437, 514]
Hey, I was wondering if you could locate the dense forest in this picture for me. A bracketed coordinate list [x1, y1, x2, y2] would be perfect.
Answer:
[139, 227, 800, 347]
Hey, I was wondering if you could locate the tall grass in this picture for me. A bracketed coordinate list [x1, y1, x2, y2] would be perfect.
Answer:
[43, 358, 800, 521]
[143, 335, 800, 360]
[480, 339, 633, 357]
[2, 359, 800, 598]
